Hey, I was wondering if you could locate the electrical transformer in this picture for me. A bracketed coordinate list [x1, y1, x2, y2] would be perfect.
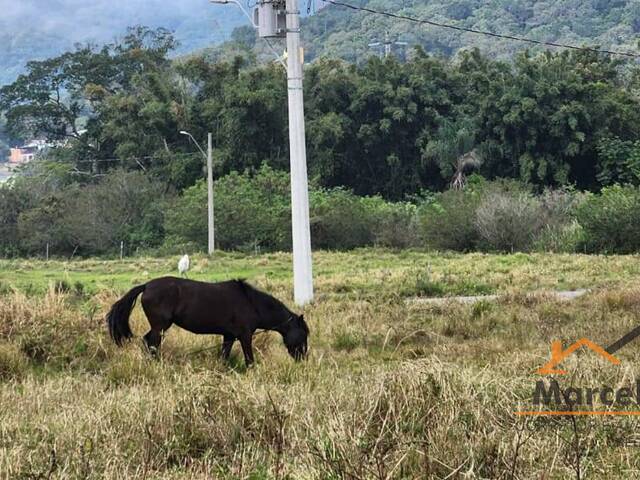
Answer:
[253, 0, 287, 38]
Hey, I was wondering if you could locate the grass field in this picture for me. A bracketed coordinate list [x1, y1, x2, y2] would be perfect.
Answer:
[2, 249, 640, 479]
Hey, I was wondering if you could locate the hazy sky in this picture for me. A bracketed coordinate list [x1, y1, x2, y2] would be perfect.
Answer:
[0, 0, 249, 84]
[0, 0, 245, 50]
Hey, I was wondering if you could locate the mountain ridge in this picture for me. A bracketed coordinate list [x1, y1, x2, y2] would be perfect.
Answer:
[1, 0, 639, 88]
[301, 0, 640, 63]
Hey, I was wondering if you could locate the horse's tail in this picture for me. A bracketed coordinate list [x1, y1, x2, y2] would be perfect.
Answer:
[106, 284, 146, 346]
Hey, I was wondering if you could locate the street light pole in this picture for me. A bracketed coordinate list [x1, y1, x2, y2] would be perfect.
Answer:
[285, 0, 313, 306]
[207, 133, 215, 255]
[180, 130, 215, 255]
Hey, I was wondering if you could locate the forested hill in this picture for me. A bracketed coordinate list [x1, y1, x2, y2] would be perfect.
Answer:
[3, 1, 640, 87]
[302, 0, 640, 62]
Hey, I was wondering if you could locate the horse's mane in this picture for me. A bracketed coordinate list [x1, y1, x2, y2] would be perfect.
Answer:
[234, 279, 293, 318]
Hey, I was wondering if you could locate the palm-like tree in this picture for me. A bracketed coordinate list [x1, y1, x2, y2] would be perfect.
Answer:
[450, 149, 482, 190]
[424, 118, 482, 189]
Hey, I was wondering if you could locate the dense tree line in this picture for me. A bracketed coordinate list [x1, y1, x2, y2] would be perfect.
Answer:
[2, 27, 640, 255]
[2, 28, 640, 197]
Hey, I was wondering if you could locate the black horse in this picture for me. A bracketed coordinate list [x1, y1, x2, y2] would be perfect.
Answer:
[106, 277, 309, 366]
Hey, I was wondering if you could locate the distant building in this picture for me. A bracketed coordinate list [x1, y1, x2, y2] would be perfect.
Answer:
[8, 140, 49, 164]
[9, 147, 35, 164]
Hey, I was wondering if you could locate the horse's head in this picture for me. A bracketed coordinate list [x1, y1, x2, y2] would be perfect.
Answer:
[283, 314, 309, 361]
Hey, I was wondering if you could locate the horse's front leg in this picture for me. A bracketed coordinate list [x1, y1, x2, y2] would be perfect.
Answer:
[239, 333, 254, 367]
[220, 334, 235, 361]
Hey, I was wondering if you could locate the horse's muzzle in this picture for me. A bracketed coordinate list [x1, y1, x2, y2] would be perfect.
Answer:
[289, 343, 308, 361]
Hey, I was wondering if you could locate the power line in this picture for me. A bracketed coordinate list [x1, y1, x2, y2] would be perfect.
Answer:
[321, 0, 640, 59]
[20, 153, 199, 177]
[63, 152, 203, 165]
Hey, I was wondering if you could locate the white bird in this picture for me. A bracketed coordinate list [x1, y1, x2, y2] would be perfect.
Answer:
[178, 254, 190, 277]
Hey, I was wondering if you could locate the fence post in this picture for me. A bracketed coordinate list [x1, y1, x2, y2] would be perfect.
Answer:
[120, 241, 124, 261]
[46, 243, 49, 261]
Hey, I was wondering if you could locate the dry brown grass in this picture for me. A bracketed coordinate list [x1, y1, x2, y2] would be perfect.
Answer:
[1, 253, 640, 478]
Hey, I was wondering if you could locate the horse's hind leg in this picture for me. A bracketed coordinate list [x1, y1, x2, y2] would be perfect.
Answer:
[144, 328, 163, 356]
[143, 314, 172, 357]
[220, 334, 235, 361]
[141, 298, 173, 357]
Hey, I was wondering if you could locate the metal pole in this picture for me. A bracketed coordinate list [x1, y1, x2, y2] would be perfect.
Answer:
[46, 243, 49, 261]
[384, 31, 391, 58]
[120, 241, 124, 260]
[179, 130, 215, 255]
[286, 0, 313, 306]
[207, 132, 215, 255]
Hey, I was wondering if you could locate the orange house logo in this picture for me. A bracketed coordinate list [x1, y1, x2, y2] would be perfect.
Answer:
[536, 338, 621, 375]
[515, 325, 640, 416]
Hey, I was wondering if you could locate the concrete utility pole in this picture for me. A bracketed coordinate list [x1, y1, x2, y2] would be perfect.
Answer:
[285, 0, 314, 306]
[180, 130, 215, 255]
[209, 0, 314, 305]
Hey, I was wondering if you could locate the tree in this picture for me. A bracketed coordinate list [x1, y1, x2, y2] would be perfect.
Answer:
[305, 51, 463, 198]
[179, 56, 289, 176]
[0, 27, 178, 173]
[596, 137, 640, 186]
[422, 117, 482, 189]
[4, 166, 167, 255]
[0, 182, 33, 255]
[0, 118, 10, 161]
[0, 141, 8, 162]
[61, 170, 167, 253]
[470, 49, 640, 189]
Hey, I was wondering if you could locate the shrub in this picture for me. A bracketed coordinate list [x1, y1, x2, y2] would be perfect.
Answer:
[165, 165, 292, 251]
[372, 200, 420, 248]
[538, 188, 582, 228]
[530, 188, 583, 252]
[216, 166, 292, 251]
[0, 182, 33, 256]
[475, 189, 542, 252]
[310, 188, 376, 250]
[419, 188, 482, 251]
[311, 192, 421, 250]
[533, 221, 585, 253]
[165, 169, 422, 252]
[576, 185, 640, 253]
[429, 182, 583, 254]
[14, 169, 168, 256]
[163, 180, 208, 248]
